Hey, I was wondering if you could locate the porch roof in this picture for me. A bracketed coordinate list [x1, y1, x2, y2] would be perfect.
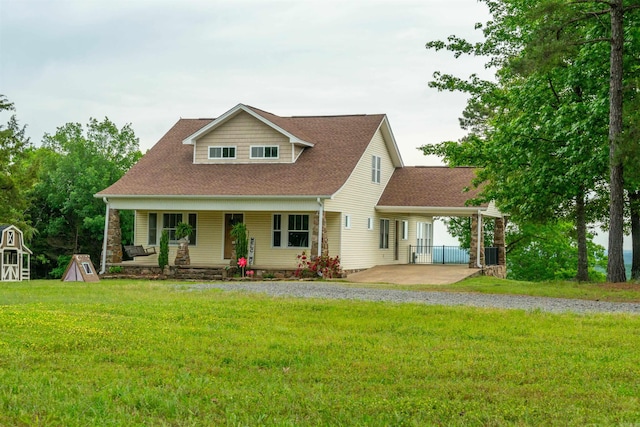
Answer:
[376, 166, 488, 216]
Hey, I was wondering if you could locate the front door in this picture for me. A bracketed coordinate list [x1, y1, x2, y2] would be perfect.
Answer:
[224, 213, 244, 259]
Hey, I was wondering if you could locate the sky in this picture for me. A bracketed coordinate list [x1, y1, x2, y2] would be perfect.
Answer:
[0, 0, 623, 249]
[1, 0, 493, 165]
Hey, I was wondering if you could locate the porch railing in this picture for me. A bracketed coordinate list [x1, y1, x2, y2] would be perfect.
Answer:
[409, 245, 469, 265]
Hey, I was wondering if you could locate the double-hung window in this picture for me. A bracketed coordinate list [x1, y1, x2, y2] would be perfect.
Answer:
[372, 155, 381, 183]
[161, 213, 198, 244]
[272, 214, 310, 248]
[209, 146, 236, 159]
[188, 213, 197, 245]
[148, 213, 158, 245]
[379, 219, 389, 249]
[163, 213, 183, 243]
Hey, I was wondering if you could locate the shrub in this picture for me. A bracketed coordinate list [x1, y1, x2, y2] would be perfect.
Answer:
[108, 266, 123, 274]
[295, 251, 342, 279]
[158, 230, 169, 270]
[230, 222, 248, 260]
[50, 255, 72, 279]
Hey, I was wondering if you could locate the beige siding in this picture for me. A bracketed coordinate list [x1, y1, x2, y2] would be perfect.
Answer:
[244, 211, 312, 268]
[134, 211, 224, 265]
[133, 210, 318, 269]
[193, 111, 293, 164]
[324, 128, 398, 270]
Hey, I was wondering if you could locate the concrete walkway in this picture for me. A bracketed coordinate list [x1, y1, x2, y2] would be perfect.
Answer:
[346, 264, 481, 285]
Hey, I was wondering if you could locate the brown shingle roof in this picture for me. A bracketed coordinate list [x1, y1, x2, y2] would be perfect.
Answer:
[97, 111, 386, 197]
[377, 166, 486, 208]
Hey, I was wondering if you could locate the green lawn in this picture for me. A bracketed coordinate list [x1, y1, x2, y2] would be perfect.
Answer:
[1, 280, 639, 426]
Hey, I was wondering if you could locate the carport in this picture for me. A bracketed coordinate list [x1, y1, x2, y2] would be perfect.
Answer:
[346, 264, 482, 285]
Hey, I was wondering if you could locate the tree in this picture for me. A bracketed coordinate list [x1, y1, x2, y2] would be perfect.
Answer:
[422, 0, 639, 282]
[506, 221, 607, 282]
[158, 230, 169, 271]
[29, 118, 142, 273]
[0, 95, 36, 237]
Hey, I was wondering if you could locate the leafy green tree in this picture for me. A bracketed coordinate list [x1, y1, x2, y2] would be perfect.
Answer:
[507, 222, 606, 282]
[158, 230, 169, 271]
[422, 0, 639, 282]
[0, 95, 36, 237]
[29, 118, 142, 274]
[230, 222, 249, 260]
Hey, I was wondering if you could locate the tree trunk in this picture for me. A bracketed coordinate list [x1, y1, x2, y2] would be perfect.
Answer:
[575, 190, 589, 281]
[631, 191, 640, 280]
[606, 0, 627, 283]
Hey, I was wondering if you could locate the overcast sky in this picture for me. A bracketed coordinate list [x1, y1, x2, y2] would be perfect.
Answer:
[1, 0, 494, 166]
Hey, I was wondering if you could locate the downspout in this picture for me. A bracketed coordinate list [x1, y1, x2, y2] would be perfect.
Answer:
[100, 197, 110, 274]
[476, 209, 483, 268]
[317, 197, 324, 257]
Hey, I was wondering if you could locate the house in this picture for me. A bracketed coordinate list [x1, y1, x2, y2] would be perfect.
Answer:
[0, 225, 32, 281]
[96, 104, 505, 276]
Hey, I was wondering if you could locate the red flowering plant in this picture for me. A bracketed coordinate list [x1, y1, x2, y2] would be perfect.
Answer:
[295, 251, 343, 279]
[237, 257, 247, 277]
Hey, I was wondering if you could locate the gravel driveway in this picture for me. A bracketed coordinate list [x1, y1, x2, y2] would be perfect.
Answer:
[187, 282, 640, 315]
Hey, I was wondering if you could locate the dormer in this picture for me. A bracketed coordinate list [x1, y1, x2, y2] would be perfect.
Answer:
[183, 104, 314, 164]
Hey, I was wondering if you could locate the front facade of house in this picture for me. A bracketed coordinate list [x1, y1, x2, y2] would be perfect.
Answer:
[96, 104, 504, 274]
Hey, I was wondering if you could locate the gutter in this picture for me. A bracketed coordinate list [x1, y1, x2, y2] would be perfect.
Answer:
[317, 197, 324, 257]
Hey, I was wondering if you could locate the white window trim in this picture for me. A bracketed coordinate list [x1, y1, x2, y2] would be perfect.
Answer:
[250, 145, 280, 159]
[272, 213, 310, 249]
[372, 155, 381, 184]
[208, 146, 237, 159]
[379, 218, 390, 249]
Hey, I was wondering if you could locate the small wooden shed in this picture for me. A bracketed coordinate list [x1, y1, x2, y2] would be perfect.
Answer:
[0, 225, 32, 282]
[62, 254, 99, 282]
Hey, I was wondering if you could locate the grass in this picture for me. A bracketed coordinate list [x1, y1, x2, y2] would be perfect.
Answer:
[0, 279, 639, 426]
[348, 275, 640, 303]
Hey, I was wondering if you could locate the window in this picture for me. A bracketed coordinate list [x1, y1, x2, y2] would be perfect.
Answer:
[272, 214, 310, 248]
[251, 146, 279, 159]
[402, 220, 409, 240]
[148, 213, 158, 245]
[6, 230, 14, 246]
[163, 213, 183, 243]
[82, 262, 93, 275]
[273, 214, 282, 247]
[367, 217, 373, 230]
[372, 155, 381, 183]
[288, 214, 309, 247]
[188, 213, 198, 245]
[208, 146, 236, 159]
[344, 214, 351, 229]
[379, 219, 389, 249]
[417, 222, 433, 255]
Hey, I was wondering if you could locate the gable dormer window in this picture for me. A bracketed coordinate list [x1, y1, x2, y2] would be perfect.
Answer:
[250, 146, 279, 159]
[209, 146, 236, 159]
